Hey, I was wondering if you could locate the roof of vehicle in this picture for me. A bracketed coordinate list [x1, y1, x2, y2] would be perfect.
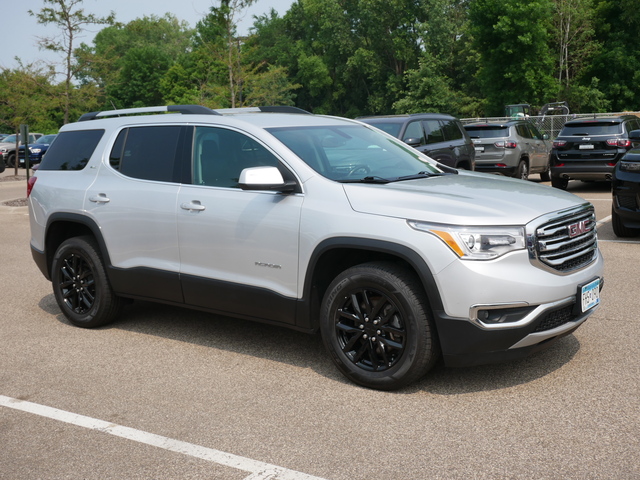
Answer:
[464, 120, 529, 128]
[66, 105, 361, 131]
[357, 113, 458, 123]
[563, 115, 638, 125]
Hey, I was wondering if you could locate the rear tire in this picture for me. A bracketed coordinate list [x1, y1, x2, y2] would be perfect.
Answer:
[514, 159, 528, 180]
[320, 261, 440, 390]
[612, 206, 640, 237]
[51, 236, 123, 328]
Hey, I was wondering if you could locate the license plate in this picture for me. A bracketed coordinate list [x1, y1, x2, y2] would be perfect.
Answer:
[475, 147, 484, 153]
[579, 144, 594, 150]
[581, 278, 600, 312]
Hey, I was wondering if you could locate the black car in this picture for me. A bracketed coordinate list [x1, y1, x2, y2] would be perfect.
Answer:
[611, 129, 640, 237]
[357, 113, 475, 170]
[550, 115, 640, 189]
[18, 134, 57, 167]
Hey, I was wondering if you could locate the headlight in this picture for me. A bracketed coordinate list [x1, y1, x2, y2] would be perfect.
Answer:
[30, 148, 42, 153]
[408, 221, 525, 260]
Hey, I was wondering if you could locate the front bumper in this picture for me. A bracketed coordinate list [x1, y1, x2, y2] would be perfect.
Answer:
[434, 279, 603, 367]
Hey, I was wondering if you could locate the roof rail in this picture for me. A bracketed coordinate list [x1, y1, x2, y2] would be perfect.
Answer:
[216, 106, 311, 115]
[78, 105, 219, 122]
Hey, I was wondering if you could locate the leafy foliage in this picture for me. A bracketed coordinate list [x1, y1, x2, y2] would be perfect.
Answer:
[3, 0, 640, 133]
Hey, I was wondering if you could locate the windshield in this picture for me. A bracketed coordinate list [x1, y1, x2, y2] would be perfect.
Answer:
[561, 122, 622, 136]
[464, 126, 509, 138]
[36, 134, 57, 144]
[267, 124, 442, 182]
[2, 135, 17, 143]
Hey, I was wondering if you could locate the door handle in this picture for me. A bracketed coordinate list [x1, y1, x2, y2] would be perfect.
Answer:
[89, 194, 110, 203]
[180, 201, 206, 212]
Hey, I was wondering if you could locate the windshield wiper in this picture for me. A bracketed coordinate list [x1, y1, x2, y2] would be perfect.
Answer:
[340, 176, 391, 184]
[393, 171, 447, 182]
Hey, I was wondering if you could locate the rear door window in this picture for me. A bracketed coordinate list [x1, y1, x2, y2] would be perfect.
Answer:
[441, 120, 463, 141]
[37, 129, 104, 171]
[108, 126, 188, 183]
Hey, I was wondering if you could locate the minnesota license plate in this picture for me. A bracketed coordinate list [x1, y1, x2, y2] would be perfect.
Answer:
[581, 278, 600, 312]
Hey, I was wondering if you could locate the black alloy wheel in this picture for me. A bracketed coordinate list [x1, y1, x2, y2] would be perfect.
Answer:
[320, 261, 439, 390]
[52, 236, 122, 328]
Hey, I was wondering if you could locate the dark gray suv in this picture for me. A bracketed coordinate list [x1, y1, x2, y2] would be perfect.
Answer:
[357, 113, 475, 170]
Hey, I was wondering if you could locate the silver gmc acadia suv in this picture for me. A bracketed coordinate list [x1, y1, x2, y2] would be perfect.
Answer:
[28, 105, 604, 390]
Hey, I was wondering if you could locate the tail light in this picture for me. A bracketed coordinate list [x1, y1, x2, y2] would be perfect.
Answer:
[606, 138, 632, 147]
[27, 176, 37, 197]
[494, 141, 517, 149]
[553, 140, 567, 148]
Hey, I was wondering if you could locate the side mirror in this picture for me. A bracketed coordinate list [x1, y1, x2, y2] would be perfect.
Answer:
[629, 129, 640, 141]
[238, 166, 297, 193]
[403, 137, 422, 147]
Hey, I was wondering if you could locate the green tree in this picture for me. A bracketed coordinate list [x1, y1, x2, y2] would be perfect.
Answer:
[29, 0, 115, 123]
[469, 0, 559, 115]
[77, 14, 192, 109]
[580, 0, 640, 111]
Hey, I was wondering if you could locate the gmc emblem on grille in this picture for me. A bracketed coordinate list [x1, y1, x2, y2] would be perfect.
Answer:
[567, 220, 591, 238]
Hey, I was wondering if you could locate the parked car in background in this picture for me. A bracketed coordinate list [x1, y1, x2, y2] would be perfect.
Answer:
[0, 133, 11, 141]
[1, 133, 44, 167]
[18, 134, 57, 167]
[357, 113, 475, 170]
[611, 129, 640, 237]
[549, 115, 640, 189]
[463, 120, 551, 181]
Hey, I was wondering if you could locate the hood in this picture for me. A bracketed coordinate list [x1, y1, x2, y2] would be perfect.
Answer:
[343, 172, 587, 225]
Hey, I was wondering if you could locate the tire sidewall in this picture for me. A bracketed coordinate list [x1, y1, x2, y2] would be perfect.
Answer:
[320, 266, 431, 390]
[51, 237, 108, 327]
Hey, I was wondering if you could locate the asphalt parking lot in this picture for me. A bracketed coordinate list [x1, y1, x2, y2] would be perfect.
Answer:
[1, 169, 638, 479]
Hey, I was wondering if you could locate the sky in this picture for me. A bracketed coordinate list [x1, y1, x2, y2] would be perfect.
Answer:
[1, 0, 295, 74]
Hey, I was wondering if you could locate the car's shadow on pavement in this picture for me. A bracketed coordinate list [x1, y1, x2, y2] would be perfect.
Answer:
[40, 295, 581, 395]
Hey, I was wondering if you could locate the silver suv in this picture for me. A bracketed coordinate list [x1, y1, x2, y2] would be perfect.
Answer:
[464, 120, 551, 181]
[28, 105, 604, 390]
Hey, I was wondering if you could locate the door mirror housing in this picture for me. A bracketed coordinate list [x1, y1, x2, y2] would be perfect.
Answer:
[238, 166, 297, 193]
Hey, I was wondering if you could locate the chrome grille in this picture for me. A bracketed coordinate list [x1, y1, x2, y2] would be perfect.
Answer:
[532, 207, 598, 273]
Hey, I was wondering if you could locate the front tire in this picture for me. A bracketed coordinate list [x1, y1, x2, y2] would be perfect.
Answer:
[51, 236, 123, 328]
[320, 261, 439, 390]
[612, 206, 640, 237]
[6, 153, 16, 168]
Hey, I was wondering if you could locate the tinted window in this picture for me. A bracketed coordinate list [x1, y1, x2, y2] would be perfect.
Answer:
[363, 121, 401, 137]
[402, 121, 425, 144]
[464, 126, 509, 138]
[561, 122, 622, 136]
[193, 127, 280, 188]
[38, 130, 104, 171]
[110, 126, 184, 182]
[516, 124, 531, 138]
[441, 120, 463, 141]
[423, 120, 445, 144]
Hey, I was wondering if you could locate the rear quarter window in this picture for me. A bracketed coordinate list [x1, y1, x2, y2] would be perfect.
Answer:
[37, 130, 104, 171]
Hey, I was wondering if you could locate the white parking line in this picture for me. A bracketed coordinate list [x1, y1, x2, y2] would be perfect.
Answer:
[0, 395, 328, 480]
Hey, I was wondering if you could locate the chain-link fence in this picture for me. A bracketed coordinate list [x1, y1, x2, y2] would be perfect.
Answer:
[461, 112, 640, 140]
